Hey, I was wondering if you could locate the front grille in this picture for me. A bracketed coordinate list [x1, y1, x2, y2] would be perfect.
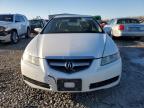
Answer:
[47, 57, 93, 74]
[0, 31, 6, 36]
[0, 31, 9, 36]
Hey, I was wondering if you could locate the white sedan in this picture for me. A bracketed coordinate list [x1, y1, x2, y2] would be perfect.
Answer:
[21, 15, 122, 92]
[104, 18, 144, 38]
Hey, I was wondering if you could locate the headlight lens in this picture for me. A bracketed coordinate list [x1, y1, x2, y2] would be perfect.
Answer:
[101, 52, 120, 66]
[0, 26, 6, 32]
[22, 53, 39, 66]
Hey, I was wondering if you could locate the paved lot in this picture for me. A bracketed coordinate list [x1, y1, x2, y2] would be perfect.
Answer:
[0, 36, 144, 108]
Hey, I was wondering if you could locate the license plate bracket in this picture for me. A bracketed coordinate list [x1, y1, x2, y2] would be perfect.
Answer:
[57, 79, 82, 91]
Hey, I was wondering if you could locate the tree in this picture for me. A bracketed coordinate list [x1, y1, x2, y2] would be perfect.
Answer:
[93, 15, 101, 21]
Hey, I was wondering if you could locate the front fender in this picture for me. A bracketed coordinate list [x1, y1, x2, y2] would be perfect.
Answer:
[24, 35, 39, 57]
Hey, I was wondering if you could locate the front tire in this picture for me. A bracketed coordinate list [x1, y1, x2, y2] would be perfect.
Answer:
[25, 28, 31, 38]
[11, 31, 19, 44]
[140, 37, 144, 42]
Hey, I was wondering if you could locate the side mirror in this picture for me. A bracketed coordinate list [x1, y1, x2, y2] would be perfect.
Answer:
[100, 23, 107, 28]
[100, 24, 104, 28]
[34, 28, 42, 33]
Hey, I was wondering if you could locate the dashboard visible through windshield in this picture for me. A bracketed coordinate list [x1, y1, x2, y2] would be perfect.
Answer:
[42, 17, 103, 34]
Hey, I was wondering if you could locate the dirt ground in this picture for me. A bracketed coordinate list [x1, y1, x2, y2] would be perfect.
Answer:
[0, 36, 144, 108]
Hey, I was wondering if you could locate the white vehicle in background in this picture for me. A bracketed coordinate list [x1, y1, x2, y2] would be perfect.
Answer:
[104, 18, 144, 38]
[0, 14, 30, 43]
[21, 15, 122, 92]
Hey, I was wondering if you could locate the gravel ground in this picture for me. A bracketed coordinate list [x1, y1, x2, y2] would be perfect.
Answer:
[0, 36, 144, 108]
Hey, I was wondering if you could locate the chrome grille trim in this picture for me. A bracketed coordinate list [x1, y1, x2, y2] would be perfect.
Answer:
[47, 57, 93, 73]
[73, 62, 90, 67]
[49, 62, 90, 67]
[46, 56, 94, 60]
[49, 62, 65, 67]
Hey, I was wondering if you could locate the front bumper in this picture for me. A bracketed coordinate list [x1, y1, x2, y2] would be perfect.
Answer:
[122, 32, 144, 37]
[21, 58, 122, 92]
[117, 31, 144, 37]
[0, 31, 11, 42]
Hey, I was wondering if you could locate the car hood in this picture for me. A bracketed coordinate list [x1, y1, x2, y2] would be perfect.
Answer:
[0, 21, 12, 27]
[37, 33, 107, 58]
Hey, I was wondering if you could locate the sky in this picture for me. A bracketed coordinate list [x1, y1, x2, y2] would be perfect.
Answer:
[0, 0, 144, 19]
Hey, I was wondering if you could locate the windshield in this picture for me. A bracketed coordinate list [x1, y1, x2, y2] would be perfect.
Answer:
[0, 15, 13, 22]
[30, 20, 41, 25]
[42, 17, 103, 33]
[117, 19, 140, 24]
[30, 20, 43, 28]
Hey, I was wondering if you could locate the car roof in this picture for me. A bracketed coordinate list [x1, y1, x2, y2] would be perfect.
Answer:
[0, 14, 25, 16]
[53, 15, 92, 18]
[30, 19, 44, 21]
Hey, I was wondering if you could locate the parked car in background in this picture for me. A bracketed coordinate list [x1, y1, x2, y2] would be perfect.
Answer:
[0, 14, 30, 43]
[45, 19, 49, 22]
[29, 19, 47, 33]
[21, 15, 122, 92]
[104, 18, 144, 38]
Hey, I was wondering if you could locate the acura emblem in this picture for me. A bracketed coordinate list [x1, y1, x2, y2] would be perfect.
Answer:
[65, 61, 74, 71]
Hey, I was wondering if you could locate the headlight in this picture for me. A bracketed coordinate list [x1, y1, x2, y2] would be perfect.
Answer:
[22, 53, 40, 66]
[101, 52, 120, 66]
[0, 26, 6, 32]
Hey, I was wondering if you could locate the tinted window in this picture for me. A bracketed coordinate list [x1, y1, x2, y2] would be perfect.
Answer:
[15, 15, 25, 22]
[0, 15, 13, 22]
[117, 19, 140, 24]
[20, 16, 25, 22]
[30, 20, 41, 25]
[15, 15, 21, 22]
[30, 20, 43, 28]
[42, 17, 103, 33]
[23, 16, 28, 21]
[108, 19, 115, 25]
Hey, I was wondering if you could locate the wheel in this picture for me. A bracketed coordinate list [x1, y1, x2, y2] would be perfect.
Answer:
[25, 28, 31, 38]
[11, 31, 19, 44]
[140, 37, 144, 42]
